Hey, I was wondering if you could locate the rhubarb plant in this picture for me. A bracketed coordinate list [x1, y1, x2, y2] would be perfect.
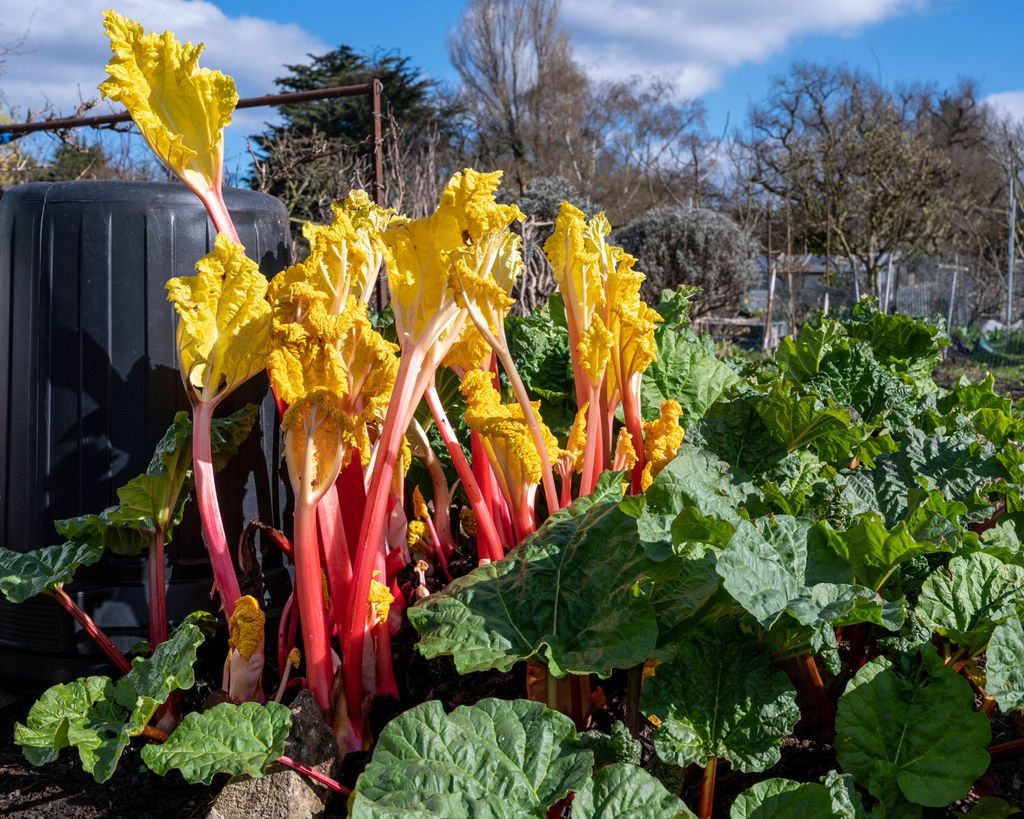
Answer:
[10, 10, 1024, 816]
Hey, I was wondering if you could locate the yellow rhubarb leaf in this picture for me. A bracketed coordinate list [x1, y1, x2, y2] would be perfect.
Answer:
[613, 426, 639, 472]
[281, 390, 362, 497]
[642, 400, 685, 490]
[166, 234, 270, 404]
[412, 486, 431, 521]
[229, 595, 265, 661]
[368, 572, 394, 625]
[384, 169, 521, 351]
[99, 11, 237, 194]
[460, 369, 561, 514]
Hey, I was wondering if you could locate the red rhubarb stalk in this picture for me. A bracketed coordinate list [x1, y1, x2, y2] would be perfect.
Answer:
[192, 401, 242, 617]
[343, 349, 431, 749]
[294, 496, 333, 712]
[316, 485, 353, 637]
[425, 384, 505, 562]
[52, 586, 132, 675]
[147, 530, 168, 648]
[699, 756, 718, 819]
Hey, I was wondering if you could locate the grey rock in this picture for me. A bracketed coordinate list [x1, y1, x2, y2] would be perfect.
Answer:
[207, 690, 339, 819]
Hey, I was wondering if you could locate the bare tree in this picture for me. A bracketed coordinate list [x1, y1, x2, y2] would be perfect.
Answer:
[450, 0, 713, 222]
[740, 62, 957, 294]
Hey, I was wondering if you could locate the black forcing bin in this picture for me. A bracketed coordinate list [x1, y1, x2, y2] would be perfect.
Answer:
[0, 180, 292, 686]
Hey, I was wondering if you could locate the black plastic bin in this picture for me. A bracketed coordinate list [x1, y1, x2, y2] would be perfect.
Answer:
[0, 180, 293, 687]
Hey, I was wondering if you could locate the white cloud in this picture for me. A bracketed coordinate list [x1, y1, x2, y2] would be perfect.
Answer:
[0, 0, 328, 134]
[561, 0, 928, 96]
[985, 91, 1024, 125]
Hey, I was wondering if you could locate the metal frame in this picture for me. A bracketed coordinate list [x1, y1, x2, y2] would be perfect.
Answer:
[1, 81, 386, 207]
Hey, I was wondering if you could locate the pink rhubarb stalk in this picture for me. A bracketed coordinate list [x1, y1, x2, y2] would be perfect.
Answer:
[425, 384, 505, 563]
[192, 401, 242, 617]
[147, 530, 168, 648]
[52, 586, 132, 675]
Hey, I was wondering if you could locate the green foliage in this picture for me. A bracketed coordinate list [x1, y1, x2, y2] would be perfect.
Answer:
[571, 763, 693, 819]
[409, 483, 663, 677]
[730, 771, 864, 818]
[915, 552, 1024, 656]
[141, 701, 292, 784]
[641, 620, 800, 772]
[986, 616, 1024, 713]
[54, 406, 257, 555]
[350, 699, 592, 818]
[15, 623, 204, 782]
[0, 541, 104, 603]
[835, 648, 990, 809]
[641, 323, 739, 423]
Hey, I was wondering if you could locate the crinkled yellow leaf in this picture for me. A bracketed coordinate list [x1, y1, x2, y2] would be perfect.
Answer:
[412, 487, 431, 522]
[99, 11, 237, 193]
[460, 507, 477, 537]
[461, 369, 561, 514]
[407, 519, 428, 549]
[614, 427, 638, 472]
[577, 317, 614, 382]
[281, 390, 362, 494]
[228, 595, 265, 660]
[384, 169, 521, 349]
[544, 203, 603, 336]
[560, 403, 590, 475]
[166, 234, 270, 403]
[368, 572, 394, 625]
[642, 400, 684, 490]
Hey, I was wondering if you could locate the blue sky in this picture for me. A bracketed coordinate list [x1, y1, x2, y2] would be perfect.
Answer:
[4, 0, 1024, 178]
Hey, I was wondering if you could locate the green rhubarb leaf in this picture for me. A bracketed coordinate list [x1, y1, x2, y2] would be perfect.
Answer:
[654, 284, 701, 330]
[54, 406, 257, 556]
[835, 648, 991, 808]
[803, 342, 917, 426]
[209, 403, 259, 470]
[624, 444, 746, 561]
[776, 319, 847, 382]
[409, 493, 660, 676]
[350, 698, 592, 818]
[691, 394, 788, 477]
[915, 552, 1024, 656]
[15, 622, 203, 782]
[577, 722, 641, 767]
[731, 771, 863, 819]
[642, 620, 799, 772]
[109, 411, 194, 537]
[13, 624, 203, 783]
[844, 300, 947, 390]
[506, 309, 576, 437]
[641, 326, 738, 423]
[937, 374, 1013, 416]
[715, 516, 901, 631]
[114, 622, 204, 725]
[14, 676, 111, 767]
[0, 540, 105, 603]
[141, 701, 291, 784]
[821, 513, 948, 592]
[651, 553, 741, 652]
[755, 385, 859, 463]
[571, 763, 693, 819]
[983, 616, 1024, 712]
[982, 513, 1024, 566]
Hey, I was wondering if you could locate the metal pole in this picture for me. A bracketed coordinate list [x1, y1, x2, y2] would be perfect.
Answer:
[370, 78, 388, 310]
[947, 254, 959, 330]
[0, 83, 380, 137]
[1009, 167, 1017, 325]
[883, 253, 894, 314]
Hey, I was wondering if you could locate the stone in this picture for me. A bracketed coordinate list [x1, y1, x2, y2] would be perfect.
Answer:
[206, 690, 339, 819]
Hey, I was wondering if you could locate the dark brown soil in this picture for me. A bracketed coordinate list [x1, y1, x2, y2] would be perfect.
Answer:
[0, 696, 217, 818]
